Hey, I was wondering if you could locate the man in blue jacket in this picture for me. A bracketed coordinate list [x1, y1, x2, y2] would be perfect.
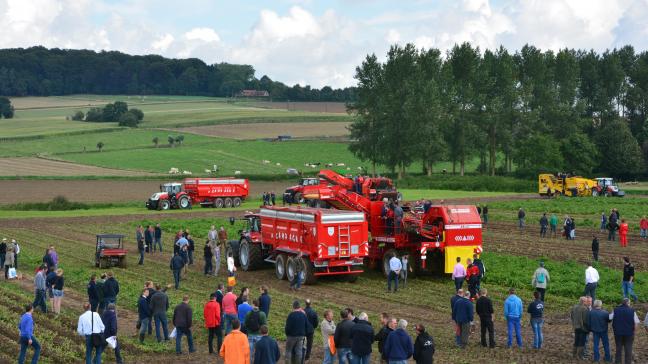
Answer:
[504, 288, 523, 348]
[611, 298, 640, 364]
[258, 285, 271, 318]
[253, 325, 280, 364]
[453, 291, 474, 348]
[138, 289, 151, 343]
[450, 289, 464, 346]
[102, 303, 124, 364]
[18, 304, 40, 364]
[383, 319, 413, 364]
[588, 299, 611, 362]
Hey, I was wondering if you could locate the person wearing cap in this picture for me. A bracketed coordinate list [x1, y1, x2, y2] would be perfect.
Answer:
[284, 300, 308, 364]
[531, 261, 550, 302]
[610, 298, 640, 364]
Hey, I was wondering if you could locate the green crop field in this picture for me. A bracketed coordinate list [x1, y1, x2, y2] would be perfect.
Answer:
[3, 96, 349, 139]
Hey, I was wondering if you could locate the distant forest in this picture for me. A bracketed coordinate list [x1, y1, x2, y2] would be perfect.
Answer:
[0, 47, 355, 101]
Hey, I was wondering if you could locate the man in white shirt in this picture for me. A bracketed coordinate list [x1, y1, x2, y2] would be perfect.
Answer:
[77, 302, 105, 364]
[584, 263, 600, 301]
[387, 255, 402, 293]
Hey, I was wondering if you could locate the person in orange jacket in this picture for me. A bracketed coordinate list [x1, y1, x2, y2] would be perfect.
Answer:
[220, 319, 250, 364]
[203, 293, 222, 355]
[619, 219, 629, 247]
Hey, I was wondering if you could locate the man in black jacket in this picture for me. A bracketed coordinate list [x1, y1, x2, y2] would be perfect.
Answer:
[144, 225, 153, 254]
[103, 272, 119, 306]
[350, 312, 374, 364]
[374, 313, 394, 364]
[334, 308, 355, 363]
[137, 289, 151, 343]
[284, 300, 308, 364]
[304, 299, 318, 360]
[450, 289, 463, 346]
[413, 323, 435, 364]
[150, 284, 169, 342]
[170, 252, 184, 289]
[475, 288, 495, 348]
[87, 275, 100, 312]
[154, 223, 163, 252]
[173, 295, 195, 354]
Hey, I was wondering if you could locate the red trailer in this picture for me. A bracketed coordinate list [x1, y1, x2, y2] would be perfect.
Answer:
[146, 178, 249, 210]
[227, 206, 369, 284]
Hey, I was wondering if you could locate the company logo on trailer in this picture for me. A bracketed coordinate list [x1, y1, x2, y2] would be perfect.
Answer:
[454, 235, 475, 242]
[327, 227, 335, 236]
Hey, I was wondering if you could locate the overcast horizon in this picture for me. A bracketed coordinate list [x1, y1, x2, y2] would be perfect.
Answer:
[2, 0, 648, 89]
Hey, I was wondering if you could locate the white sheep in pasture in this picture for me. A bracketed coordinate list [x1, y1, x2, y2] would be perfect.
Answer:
[234, 170, 241, 175]
[336, 163, 346, 166]
[168, 167, 180, 174]
[182, 170, 192, 175]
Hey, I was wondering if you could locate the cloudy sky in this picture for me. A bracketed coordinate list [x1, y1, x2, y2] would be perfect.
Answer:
[1, 0, 647, 88]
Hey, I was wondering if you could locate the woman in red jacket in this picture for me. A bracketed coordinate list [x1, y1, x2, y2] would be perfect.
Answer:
[619, 219, 629, 247]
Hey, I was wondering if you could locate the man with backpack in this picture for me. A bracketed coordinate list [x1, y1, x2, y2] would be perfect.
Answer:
[531, 261, 550, 302]
[244, 299, 267, 358]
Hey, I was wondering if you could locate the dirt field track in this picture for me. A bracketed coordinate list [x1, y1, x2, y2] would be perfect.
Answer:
[2, 211, 647, 364]
[175, 121, 350, 139]
[0, 157, 156, 177]
[0, 179, 289, 204]
[251, 101, 347, 113]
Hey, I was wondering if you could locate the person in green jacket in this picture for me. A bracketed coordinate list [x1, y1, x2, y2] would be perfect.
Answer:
[549, 214, 559, 238]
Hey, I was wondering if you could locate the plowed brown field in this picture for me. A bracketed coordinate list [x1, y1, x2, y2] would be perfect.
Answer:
[0, 157, 156, 177]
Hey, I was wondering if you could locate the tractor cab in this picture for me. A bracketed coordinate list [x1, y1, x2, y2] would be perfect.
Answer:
[284, 178, 321, 204]
[595, 178, 625, 197]
[95, 234, 127, 268]
[161, 183, 183, 194]
[300, 178, 320, 186]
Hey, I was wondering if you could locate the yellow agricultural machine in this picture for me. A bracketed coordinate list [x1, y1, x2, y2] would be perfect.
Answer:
[538, 173, 597, 197]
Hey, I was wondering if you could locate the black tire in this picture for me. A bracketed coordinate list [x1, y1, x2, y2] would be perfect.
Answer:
[275, 254, 287, 280]
[286, 256, 297, 283]
[592, 190, 599, 197]
[301, 256, 316, 285]
[233, 197, 242, 207]
[178, 195, 191, 209]
[214, 198, 224, 208]
[225, 240, 240, 267]
[346, 274, 359, 283]
[160, 200, 171, 210]
[382, 249, 398, 277]
[224, 198, 233, 208]
[239, 239, 263, 271]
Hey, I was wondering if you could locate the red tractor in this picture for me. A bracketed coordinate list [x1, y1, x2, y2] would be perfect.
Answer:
[282, 177, 320, 204]
[301, 170, 483, 275]
[95, 234, 127, 268]
[226, 206, 369, 284]
[146, 178, 250, 210]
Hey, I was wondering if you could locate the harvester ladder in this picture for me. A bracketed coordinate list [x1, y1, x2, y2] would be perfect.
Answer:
[338, 225, 351, 258]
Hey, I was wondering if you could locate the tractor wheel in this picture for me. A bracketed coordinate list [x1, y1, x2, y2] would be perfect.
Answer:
[233, 197, 242, 207]
[382, 249, 398, 277]
[224, 198, 233, 208]
[178, 196, 191, 209]
[239, 240, 263, 271]
[160, 200, 171, 210]
[301, 256, 317, 285]
[225, 241, 240, 267]
[294, 193, 304, 204]
[592, 190, 599, 197]
[275, 254, 287, 280]
[286, 256, 297, 283]
[214, 198, 224, 208]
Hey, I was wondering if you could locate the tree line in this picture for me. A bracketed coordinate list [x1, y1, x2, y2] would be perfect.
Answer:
[348, 43, 648, 179]
[74, 101, 144, 127]
[0, 47, 355, 101]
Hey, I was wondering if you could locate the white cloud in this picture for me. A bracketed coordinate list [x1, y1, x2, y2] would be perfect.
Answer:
[185, 27, 220, 43]
[152, 34, 174, 52]
[385, 29, 401, 44]
[1, 0, 648, 88]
